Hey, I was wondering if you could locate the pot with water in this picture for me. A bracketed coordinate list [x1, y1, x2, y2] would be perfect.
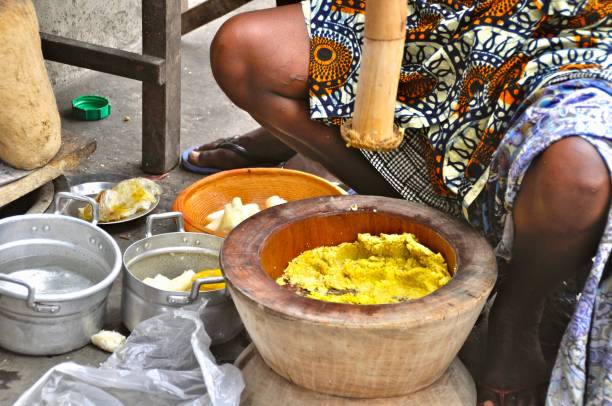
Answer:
[0, 193, 122, 355]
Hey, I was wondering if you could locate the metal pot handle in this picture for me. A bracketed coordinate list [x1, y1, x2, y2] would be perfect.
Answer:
[0, 274, 61, 313]
[167, 276, 225, 305]
[54, 192, 100, 225]
[145, 212, 185, 238]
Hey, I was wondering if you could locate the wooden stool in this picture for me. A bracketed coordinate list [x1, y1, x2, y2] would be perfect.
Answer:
[236, 345, 476, 405]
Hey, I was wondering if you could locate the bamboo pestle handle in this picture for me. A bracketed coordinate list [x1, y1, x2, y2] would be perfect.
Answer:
[341, 0, 407, 151]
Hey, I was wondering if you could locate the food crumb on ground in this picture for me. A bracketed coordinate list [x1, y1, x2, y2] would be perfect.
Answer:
[91, 330, 126, 353]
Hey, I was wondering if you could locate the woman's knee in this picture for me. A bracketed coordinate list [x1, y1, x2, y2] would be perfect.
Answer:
[210, 13, 259, 107]
[516, 137, 610, 236]
[210, 5, 309, 109]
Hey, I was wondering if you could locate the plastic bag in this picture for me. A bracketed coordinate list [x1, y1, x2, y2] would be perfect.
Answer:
[14, 303, 244, 406]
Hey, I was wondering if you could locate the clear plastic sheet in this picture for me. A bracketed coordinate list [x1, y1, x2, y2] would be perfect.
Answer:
[14, 303, 244, 406]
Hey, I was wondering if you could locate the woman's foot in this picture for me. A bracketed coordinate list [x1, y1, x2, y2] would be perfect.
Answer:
[188, 127, 296, 170]
[479, 383, 549, 406]
[477, 300, 551, 406]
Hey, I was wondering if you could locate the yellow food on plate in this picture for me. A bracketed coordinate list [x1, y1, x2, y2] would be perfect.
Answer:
[276, 233, 451, 305]
[79, 177, 162, 222]
[192, 268, 226, 291]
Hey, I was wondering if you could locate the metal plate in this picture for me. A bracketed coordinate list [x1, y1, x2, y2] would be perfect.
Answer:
[0, 160, 31, 187]
[60, 180, 160, 225]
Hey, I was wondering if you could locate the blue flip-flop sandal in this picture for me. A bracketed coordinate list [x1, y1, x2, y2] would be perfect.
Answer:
[181, 137, 282, 175]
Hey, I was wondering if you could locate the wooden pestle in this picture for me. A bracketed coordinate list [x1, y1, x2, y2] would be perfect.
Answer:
[341, 0, 407, 151]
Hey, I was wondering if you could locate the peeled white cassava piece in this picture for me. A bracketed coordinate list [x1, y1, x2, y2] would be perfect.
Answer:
[142, 270, 196, 292]
[90, 330, 126, 353]
[0, 0, 61, 169]
[205, 196, 288, 234]
[211, 197, 258, 235]
[265, 195, 287, 208]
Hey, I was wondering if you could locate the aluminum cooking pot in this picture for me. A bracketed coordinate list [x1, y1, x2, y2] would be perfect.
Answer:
[0, 192, 121, 355]
[121, 212, 243, 344]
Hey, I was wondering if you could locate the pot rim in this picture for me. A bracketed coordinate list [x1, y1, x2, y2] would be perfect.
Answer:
[123, 231, 220, 262]
[221, 195, 498, 327]
[0, 214, 122, 302]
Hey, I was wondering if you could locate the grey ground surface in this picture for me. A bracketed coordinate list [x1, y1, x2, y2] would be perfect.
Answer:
[0, 1, 274, 403]
[34, 0, 142, 88]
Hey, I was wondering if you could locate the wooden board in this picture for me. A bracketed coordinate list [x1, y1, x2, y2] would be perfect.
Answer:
[0, 130, 96, 208]
[181, 0, 251, 36]
[41, 32, 166, 85]
[236, 345, 476, 405]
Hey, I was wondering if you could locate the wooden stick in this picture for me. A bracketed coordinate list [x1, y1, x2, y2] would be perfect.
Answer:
[341, 0, 407, 151]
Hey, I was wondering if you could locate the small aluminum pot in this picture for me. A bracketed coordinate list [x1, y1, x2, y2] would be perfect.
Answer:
[121, 212, 243, 344]
[0, 192, 122, 355]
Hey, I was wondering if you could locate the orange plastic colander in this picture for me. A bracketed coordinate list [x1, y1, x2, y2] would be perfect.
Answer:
[172, 168, 346, 237]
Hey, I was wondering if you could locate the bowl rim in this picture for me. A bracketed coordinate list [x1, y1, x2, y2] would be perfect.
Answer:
[172, 167, 346, 237]
[0, 214, 122, 302]
[221, 195, 497, 327]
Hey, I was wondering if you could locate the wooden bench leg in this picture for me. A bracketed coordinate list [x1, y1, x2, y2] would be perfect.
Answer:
[142, 0, 181, 174]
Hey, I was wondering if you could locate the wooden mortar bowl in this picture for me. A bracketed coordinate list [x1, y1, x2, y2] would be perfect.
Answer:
[221, 196, 497, 398]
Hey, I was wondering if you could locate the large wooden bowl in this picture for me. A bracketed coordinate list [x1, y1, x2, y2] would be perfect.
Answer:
[172, 168, 345, 237]
[221, 196, 497, 398]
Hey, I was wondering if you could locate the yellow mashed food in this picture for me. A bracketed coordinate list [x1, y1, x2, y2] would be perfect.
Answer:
[276, 233, 451, 305]
[192, 268, 226, 291]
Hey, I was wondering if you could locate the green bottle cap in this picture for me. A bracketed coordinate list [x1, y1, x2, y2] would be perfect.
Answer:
[71, 95, 111, 121]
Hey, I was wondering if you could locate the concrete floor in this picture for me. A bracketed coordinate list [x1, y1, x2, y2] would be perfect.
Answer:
[0, 1, 274, 403]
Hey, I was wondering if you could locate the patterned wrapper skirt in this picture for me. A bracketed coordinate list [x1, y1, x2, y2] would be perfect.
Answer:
[301, 0, 611, 404]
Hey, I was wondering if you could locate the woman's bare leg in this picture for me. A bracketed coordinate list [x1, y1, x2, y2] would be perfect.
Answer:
[208, 6, 612, 405]
[187, 0, 304, 170]
[480, 137, 610, 405]
[207, 4, 400, 197]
